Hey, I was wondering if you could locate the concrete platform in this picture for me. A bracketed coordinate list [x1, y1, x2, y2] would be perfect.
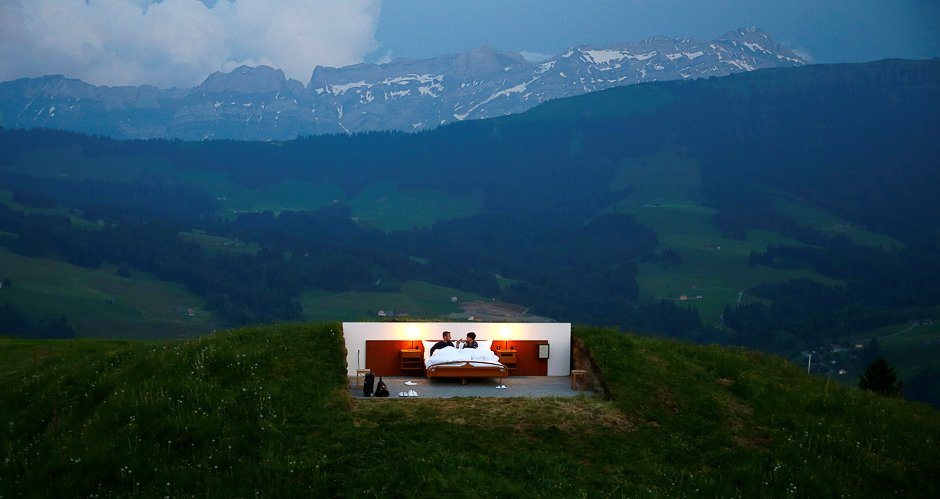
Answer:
[349, 375, 593, 399]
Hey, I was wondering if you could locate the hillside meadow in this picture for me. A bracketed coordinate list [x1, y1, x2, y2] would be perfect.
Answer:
[1, 323, 937, 497]
[0, 248, 215, 339]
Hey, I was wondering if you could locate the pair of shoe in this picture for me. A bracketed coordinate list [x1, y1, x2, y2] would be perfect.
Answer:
[495, 384, 507, 389]
[404, 381, 417, 386]
[398, 390, 418, 397]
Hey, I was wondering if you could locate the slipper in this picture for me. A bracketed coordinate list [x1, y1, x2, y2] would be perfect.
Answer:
[398, 391, 405, 397]
[500, 385, 507, 389]
[404, 381, 417, 386]
[409, 390, 418, 397]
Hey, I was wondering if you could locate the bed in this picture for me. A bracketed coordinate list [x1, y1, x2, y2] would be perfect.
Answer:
[422, 340, 508, 384]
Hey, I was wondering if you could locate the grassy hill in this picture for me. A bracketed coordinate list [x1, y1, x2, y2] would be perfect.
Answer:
[0, 247, 216, 339]
[2, 324, 937, 497]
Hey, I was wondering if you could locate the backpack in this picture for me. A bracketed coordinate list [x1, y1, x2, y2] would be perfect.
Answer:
[363, 372, 375, 397]
[374, 377, 390, 397]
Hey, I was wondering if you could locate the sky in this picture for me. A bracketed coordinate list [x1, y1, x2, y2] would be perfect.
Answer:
[1, 0, 937, 88]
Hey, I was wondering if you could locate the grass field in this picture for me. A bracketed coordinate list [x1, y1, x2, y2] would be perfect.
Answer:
[179, 230, 260, 255]
[0, 248, 215, 338]
[0, 225, 494, 338]
[301, 280, 488, 322]
[771, 195, 901, 250]
[0, 189, 90, 225]
[8, 149, 483, 231]
[1, 323, 936, 496]
[627, 201, 842, 324]
[605, 149, 855, 324]
[874, 322, 940, 380]
[0, 246, 497, 338]
[345, 181, 483, 232]
[6, 147, 172, 182]
[833, 321, 940, 384]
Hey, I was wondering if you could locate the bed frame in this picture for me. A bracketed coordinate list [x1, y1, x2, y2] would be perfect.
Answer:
[425, 361, 508, 385]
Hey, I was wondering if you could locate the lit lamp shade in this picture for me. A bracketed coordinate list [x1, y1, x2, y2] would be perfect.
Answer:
[405, 325, 420, 349]
[500, 326, 511, 350]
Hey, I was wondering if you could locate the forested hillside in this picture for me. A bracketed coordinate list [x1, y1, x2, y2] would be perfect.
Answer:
[2, 60, 938, 401]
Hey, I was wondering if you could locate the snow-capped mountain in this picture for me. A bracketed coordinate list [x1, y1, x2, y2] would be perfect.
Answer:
[0, 28, 804, 140]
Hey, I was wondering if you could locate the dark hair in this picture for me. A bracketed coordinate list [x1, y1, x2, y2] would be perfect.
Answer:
[467, 332, 476, 339]
[442, 331, 451, 338]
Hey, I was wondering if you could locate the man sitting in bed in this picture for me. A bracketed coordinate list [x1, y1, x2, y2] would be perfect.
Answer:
[429, 331, 455, 356]
[457, 332, 478, 349]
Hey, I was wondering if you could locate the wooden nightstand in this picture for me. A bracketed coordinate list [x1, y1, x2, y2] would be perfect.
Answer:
[570, 369, 589, 390]
[498, 350, 517, 371]
[400, 349, 423, 372]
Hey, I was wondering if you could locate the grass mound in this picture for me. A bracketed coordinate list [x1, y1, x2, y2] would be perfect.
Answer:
[1, 324, 937, 496]
[1, 323, 348, 496]
[578, 328, 940, 496]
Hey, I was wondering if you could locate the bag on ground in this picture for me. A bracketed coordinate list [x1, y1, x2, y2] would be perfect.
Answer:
[363, 372, 375, 397]
[374, 377, 390, 397]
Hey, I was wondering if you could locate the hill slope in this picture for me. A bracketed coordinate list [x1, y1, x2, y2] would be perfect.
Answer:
[1, 324, 937, 496]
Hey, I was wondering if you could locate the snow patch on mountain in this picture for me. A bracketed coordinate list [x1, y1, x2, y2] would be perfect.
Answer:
[0, 28, 806, 140]
[383, 74, 443, 85]
[743, 42, 771, 54]
[329, 81, 369, 95]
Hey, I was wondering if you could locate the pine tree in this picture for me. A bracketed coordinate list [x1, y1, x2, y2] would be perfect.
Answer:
[858, 357, 901, 396]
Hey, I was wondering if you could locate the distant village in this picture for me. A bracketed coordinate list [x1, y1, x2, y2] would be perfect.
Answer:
[802, 319, 934, 376]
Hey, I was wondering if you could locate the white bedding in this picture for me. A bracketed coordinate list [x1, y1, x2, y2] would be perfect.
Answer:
[425, 345, 501, 368]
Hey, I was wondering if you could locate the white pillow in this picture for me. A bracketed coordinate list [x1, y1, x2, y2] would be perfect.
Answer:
[422, 340, 437, 359]
[476, 340, 492, 351]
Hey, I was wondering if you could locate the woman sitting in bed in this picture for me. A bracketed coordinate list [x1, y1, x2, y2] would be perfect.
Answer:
[457, 332, 478, 349]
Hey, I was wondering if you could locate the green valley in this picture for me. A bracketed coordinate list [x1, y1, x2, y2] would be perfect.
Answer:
[1, 59, 939, 408]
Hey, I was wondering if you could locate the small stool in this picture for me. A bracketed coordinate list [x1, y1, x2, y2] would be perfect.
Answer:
[570, 369, 589, 390]
[355, 369, 371, 387]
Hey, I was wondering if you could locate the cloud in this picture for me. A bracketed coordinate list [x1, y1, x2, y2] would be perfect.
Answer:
[789, 47, 815, 63]
[373, 50, 395, 65]
[0, 0, 381, 88]
[519, 51, 552, 62]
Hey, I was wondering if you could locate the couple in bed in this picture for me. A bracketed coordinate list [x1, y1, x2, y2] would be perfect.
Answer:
[429, 331, 477, 356]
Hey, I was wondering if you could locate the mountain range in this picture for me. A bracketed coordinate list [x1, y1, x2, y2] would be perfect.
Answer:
[0, 28, 804, 140]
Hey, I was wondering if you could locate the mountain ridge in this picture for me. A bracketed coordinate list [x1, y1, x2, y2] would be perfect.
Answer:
[0, 28, 804, 139]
